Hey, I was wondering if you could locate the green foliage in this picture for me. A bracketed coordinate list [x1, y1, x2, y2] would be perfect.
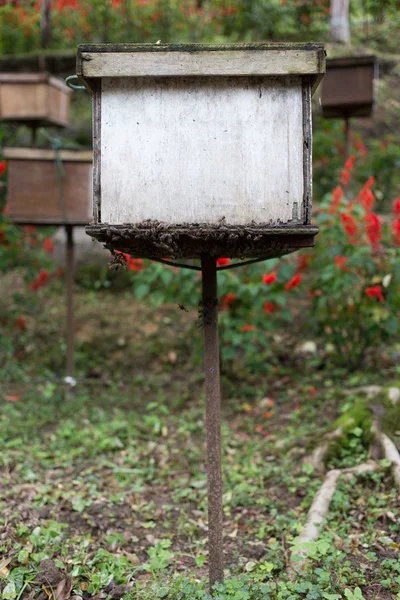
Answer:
[0, 0, 332, 55]
[1, 356, 400, 598]
[74, 169, 400, 371]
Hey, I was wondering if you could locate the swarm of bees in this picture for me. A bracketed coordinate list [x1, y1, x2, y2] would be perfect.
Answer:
[108, 252, 127, 271]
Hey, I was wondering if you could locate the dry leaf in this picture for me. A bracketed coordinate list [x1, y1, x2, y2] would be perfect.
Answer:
[0, 558, 12, 571]
[5, 395, 20, 403]
[124, 552, 140, 566]
[54, 577, 73, 600]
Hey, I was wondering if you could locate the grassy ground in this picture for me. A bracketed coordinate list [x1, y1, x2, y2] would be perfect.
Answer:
[1, 280, 400, 600]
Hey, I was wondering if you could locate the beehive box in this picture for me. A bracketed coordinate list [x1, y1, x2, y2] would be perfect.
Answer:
[78, 43, 325, 258]
[4, 147, 92, 225]
[321, 56, 377, 119]
[0, 73, 71, 127]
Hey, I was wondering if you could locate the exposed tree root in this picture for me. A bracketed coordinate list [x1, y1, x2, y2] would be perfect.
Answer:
[372, 421, 400, 490]
[289, 461, 378, 576]
[289, 404, 400, 577]
[306, 426, 344, 474]
[343, 385, 382, 397]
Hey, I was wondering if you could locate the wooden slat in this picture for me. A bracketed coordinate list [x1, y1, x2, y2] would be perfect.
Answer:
[6, 159, 92, 224]
[3, 147, 92, 162]
[81, 49, 325, 78]
[0, 72, 70, 92]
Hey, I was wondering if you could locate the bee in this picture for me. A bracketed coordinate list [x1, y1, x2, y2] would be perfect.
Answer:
[108, 252, 127, 271]
[177, 304, 189, 312]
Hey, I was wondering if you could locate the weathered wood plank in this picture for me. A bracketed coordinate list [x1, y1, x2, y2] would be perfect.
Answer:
[0, 74, 71, 126]
[3, 147, 92, 161]
[5, 148, 92, 225]
[78, 42, 324, 53]
[81, 49, 324, 78]
[302, 76, 312, 224]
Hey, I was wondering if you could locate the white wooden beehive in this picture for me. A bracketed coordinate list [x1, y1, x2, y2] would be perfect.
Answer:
[78, 43, 325, 259]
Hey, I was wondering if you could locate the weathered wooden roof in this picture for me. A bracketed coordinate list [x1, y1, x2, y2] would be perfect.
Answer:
[77, 43, 325, 93]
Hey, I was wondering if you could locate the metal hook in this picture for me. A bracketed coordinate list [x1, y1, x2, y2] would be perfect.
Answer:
[65, 75, 86, 91]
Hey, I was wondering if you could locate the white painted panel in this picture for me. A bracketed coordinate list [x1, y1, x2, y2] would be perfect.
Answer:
[101, 76, 304, 226]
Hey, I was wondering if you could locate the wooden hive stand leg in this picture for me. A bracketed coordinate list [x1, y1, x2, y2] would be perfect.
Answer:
[65, 225, 74, 379]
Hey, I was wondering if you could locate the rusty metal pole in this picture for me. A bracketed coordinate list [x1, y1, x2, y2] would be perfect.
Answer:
[201, 254, 224, 590]
[66, 225, 74, 378]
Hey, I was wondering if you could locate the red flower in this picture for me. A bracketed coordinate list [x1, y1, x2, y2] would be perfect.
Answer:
[358, 178, 375, 211]
[330, 186, 343, 213]
[16, 317, 26, 329]
[365, 176, 375, 187]
[284, 274, 302, 291]
[334, 255, 348, 269]
[5, 395, 20, 403]
[241, 324, 256, 332]
[221, 292, 236, 309]
[263, 301, 276, 314]
[30, 269, 50, 291]
[56, 0, 77, 8]
[43, 237, 55, 254]
[127, 257, 144, 272]
[393, 198, 400, 216]
[297, 255, 310, 272]
[216, 258, 230, 267]
[340, 212, 358, 239]
[0, 160, 6, 177]
[340, 168, 350, 186]
[365, 285, 384, 302]
[353, 139, 368, 156]
[392, 217, 400, 244]
[310, 386, 317, 394]
[344, 155, 356, 170]
[262, 271, 277, 285]
[364, 212, 381, 248]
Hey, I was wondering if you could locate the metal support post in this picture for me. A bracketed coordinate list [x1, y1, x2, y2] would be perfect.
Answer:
[65, 225, 74, 378]
[201, 254, 224, 589]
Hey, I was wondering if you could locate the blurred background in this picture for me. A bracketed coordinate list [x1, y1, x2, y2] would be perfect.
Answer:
[0, 2, 400, 599]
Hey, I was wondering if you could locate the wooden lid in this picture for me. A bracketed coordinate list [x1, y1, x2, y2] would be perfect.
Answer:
[77, 42, 325, 93]
[3, 147, 92, 162]
[0, 72, 71, 93]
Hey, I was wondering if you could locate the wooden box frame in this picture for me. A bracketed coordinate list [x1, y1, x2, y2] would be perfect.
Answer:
[77, 43, 325, 259]
[320, 56, 377, 119]
[4, 147, 92, 225]
[0, 73, 71, 127]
